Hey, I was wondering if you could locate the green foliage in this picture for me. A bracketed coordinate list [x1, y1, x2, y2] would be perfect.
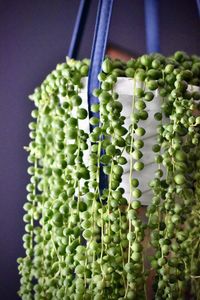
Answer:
[18, 52, 200, 299]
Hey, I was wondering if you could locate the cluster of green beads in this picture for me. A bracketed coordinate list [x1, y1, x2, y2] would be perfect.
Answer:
[18, 51, 200, 300]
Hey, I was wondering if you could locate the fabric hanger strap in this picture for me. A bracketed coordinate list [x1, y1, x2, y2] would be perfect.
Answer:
[68, 0, 91, 59]
[87, 0, 114, 193]
[87, 0, 113, 119]
[144, 0, 160, 53]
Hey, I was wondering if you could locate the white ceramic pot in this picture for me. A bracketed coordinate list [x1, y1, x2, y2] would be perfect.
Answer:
[60, 77, 199, 205]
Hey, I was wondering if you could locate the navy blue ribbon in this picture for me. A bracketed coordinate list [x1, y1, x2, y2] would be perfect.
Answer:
[196, 0, 200, 17]
[87, 0, 113, 193]
[68, 0, 91, 59]
[144, 0, 160, 53]
[87, 0, 113, 122]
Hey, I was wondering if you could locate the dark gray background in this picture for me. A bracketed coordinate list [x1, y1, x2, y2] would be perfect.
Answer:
[0, 0, 199, 299]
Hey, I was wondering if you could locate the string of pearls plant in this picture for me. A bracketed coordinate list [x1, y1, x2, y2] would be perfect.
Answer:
[18, 51, 200, 300]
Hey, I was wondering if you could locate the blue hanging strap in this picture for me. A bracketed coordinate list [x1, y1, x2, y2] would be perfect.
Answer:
[88, 0, 113, 121]
[68, 0, 91, 59]
[196, 0, 200, 17]
[87, 0, 114, 193]
[144, 0, 160, 53]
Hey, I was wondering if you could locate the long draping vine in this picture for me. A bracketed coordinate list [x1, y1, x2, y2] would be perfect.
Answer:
[18, 51, 200, 300]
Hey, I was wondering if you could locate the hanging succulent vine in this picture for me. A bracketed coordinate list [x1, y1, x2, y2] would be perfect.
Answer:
[18, 51, 200, 300]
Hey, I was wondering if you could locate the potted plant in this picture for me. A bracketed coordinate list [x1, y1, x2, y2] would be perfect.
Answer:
[18, 51, 200, 300]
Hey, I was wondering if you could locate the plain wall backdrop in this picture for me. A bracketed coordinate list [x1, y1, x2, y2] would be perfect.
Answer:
[0, 0, 199, 299]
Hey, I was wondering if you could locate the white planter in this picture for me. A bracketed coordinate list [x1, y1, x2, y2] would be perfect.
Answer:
[60, 77, 199, 205]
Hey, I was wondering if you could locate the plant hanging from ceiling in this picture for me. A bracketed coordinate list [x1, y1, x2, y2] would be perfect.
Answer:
[18, 51, 200, 300]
